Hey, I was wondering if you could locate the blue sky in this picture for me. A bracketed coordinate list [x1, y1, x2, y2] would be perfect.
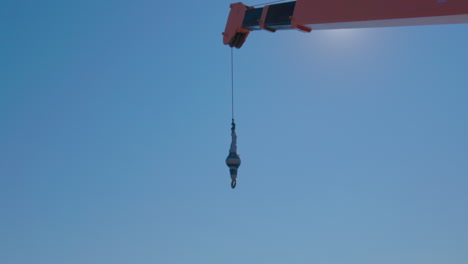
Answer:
[1, 1, 467, 263]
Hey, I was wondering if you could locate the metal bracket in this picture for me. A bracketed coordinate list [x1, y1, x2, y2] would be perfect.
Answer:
[290, 16, 312, 32]
[259, 5, 277, 32]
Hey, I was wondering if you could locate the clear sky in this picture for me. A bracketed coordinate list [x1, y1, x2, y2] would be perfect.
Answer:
[1, 1, 467, 263]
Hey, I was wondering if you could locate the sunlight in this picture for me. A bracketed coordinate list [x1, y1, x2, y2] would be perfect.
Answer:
[315, 28, 373, 50]
[291, 27, 383, 61]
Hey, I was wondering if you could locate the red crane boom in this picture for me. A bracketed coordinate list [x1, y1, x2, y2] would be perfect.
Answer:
[223, 0, 468, 48]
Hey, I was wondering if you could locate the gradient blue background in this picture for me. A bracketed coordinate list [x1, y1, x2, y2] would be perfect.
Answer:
[1, 1, 467, 263]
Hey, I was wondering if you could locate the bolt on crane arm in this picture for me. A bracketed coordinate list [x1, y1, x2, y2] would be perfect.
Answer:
[223, 0, 468, 48]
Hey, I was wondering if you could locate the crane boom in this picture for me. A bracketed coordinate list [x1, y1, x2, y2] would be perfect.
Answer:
[223, 0, 468, 48]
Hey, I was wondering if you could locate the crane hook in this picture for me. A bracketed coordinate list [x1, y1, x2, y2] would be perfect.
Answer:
[231, 179, 237, 189]
[226, 119, 241, 189]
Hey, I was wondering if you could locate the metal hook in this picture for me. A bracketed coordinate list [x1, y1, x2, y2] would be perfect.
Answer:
[231, 179, 237, 189]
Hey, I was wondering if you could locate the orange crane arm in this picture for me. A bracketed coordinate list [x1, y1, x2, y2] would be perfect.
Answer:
[223, 0, 468, 48]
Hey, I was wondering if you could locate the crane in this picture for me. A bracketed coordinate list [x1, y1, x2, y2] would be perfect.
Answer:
[223, 0, 468, 48]
[222, 0, 467, 188]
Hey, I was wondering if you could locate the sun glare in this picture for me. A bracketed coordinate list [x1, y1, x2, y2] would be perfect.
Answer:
[318, 28, 372, 48]
[298, 28, 381, 59]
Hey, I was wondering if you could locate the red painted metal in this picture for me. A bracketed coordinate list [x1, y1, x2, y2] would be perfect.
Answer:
[293, 0, 468, 27]
[223, 0, 468, 48]
[222, 2, 252, 48]
[259, 5, 277, 32]
[290, 16, 312, 32]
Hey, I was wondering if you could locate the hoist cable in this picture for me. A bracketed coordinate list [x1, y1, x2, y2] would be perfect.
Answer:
[231, 47, 235, 120]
